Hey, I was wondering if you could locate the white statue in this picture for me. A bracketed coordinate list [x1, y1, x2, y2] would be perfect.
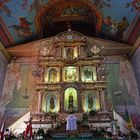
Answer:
[66, 114, 77, 131]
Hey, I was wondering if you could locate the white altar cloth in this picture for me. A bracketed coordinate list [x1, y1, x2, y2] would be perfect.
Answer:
[66, 114, 77, 131]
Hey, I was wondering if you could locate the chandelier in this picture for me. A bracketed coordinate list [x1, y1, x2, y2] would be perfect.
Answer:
[22, 88, 29, 99]
[114, 90, 122, 97]
[113, 84, 122, 98]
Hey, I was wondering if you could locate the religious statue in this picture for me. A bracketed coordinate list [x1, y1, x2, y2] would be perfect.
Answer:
[49, 69, 57, 83]
[68, 94, 74, 109]
[84, 68, 93, 81]
[66, 47, 73, 59]
[50, 97, 55, 110]
[88, 95, 93, 109]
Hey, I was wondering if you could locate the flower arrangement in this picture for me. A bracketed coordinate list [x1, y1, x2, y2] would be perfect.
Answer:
[48, 112, 58, 122]
[89, 109, 97, 116]
[66, 108, 75, 114]
[37, 128, 44, 136]
[66, 107, 77, 114]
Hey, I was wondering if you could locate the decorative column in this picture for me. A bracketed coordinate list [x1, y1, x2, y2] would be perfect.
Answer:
[41, 66, 45, 82]
[78, 65, 81, 81]
[38, 91, 43, 113]
[101, 90, 106, 111]
[60, 90, 64, 112]
[60, 66, 63, 82]
[77, 89, 83, 112]
[78, 45, 80, 57]
[96, 64, 100, 81]
[98, 90, 103, 111]
[60, 45, 62, 58]
[61, 66, 64, 82]
[99, 90, 106, 111]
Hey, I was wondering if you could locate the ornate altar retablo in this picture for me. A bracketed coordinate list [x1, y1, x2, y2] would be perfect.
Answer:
[32, 30, 109, 127]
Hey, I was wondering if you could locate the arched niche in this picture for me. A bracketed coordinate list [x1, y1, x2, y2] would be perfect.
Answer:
[81, 66, 97, 82]
[44, 67, 60, 83]
[42, 91, 60, 112]
[35, 0, 103, 36]
[64, 87, 78, 111]
[83, 91, 100, 112]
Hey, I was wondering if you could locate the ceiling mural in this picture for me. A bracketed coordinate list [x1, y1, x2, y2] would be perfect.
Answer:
[0, 0, 139, 48]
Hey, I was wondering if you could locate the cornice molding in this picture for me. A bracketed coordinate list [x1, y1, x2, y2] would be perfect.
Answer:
[0, 42, 11, 61]
[128, 36, 140, 58]
[7, 36, 132, 57]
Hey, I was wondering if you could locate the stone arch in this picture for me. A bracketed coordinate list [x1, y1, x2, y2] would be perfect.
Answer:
[35, 0, 103, 33]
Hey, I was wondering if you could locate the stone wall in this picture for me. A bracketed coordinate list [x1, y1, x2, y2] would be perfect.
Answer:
[0, 52, 8, 119]
[0, 52, 8, 98]
[131, 46, 140, 95]
[106, 56, 140, 115]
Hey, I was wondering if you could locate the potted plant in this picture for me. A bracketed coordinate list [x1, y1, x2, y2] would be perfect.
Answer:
[37, 128, 44, 139]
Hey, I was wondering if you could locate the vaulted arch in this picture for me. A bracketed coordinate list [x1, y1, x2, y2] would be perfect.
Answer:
[35, 0, 103, 37]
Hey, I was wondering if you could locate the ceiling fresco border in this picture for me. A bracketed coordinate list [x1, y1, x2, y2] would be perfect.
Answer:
[34, 0, 103, 34]
[0, 42, 11, 61]
[127, 13, 140, 44]
[0, 17, 15, 47]
[129, 36, 140, 58]
[132, 0, 140, 10]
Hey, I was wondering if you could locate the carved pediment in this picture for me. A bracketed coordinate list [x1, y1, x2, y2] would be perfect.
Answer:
[39, 30, 101, 64]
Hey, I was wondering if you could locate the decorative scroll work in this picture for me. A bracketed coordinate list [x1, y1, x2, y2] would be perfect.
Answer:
[91, 45, 100, 55]
[40, 47, 49, 57]
[40, 39, 59, 58]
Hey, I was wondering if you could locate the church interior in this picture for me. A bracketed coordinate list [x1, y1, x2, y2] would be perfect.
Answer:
[0, 0, 140, 139]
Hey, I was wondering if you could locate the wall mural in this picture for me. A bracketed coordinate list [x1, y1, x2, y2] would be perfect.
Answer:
[0, 0, 139, 47]
[106, 62, 140, 115]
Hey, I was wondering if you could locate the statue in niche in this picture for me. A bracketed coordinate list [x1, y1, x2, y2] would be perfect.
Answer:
[50, 97, 55, 110]
[88, 95, 93, 109]
[68, 93, 74, 109]
[66, 47, 73, 59]
[49, 68, 57, 82]
[84, 68, 93, 81]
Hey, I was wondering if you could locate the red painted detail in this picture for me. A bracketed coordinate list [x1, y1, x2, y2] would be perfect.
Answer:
[0, 17, 15, 47]
[0, 28, 11, 47]
[128, 17, 140, 44]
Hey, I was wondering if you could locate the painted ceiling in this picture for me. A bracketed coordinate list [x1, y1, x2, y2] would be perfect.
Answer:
[0, 0, 140, 48]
